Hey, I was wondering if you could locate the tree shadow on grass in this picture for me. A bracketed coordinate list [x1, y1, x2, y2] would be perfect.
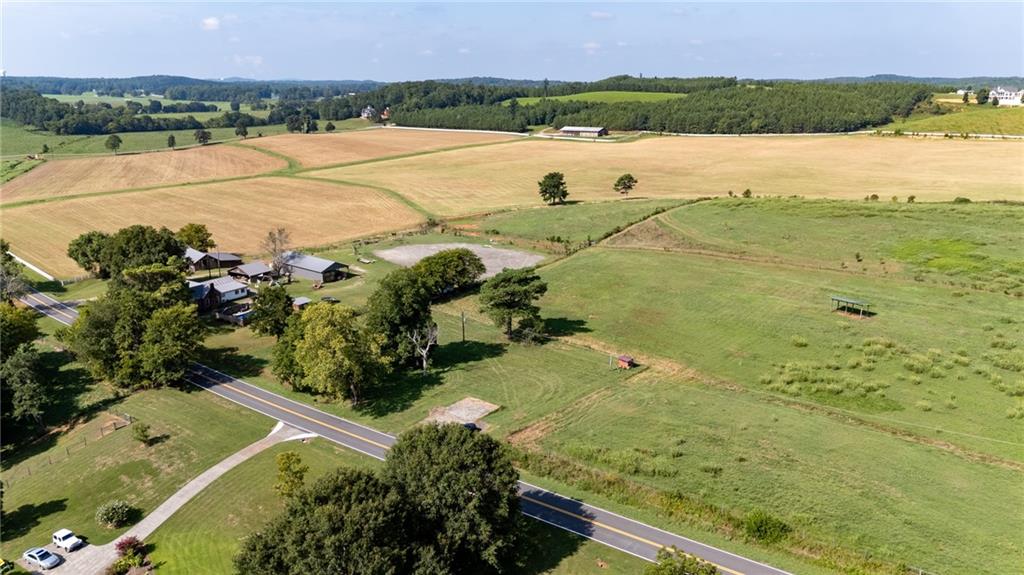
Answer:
[0, 499, 68, 542]
[357, 341, 507, 417]
[198, 347, 268, 379]
[513, 515, 588, 575]
[543, 317, 591, 338]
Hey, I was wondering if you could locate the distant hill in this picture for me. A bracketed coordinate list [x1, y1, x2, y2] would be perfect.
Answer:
[803, 74, 1024, 88]
[433, 76, 565, 88]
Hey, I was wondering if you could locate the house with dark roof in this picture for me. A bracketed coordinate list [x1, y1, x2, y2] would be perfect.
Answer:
[228, 262, 276, 285]
[185, 247, 244, 273]
[282, 251, 349, 283]
[188, 277, 250, 311]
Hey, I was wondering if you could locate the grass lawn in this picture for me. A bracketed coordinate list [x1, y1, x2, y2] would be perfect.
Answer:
[457, 198, 685, 245]
[511, 91, 687, 106]
[0, 158, 43, 184]
[881, 100, 1024, 135]
[146, 440, 649, 575]
[0, 386, 271, 557]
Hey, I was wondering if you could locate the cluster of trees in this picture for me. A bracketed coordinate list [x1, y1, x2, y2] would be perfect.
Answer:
[235, 423, 520, 575]
[61, 225, 205, 389]
[0, 247, 46, 440]
[0, 89, 266, 136]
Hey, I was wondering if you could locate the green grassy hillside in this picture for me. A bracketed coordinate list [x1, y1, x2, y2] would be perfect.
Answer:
[510, 91, 687, 106]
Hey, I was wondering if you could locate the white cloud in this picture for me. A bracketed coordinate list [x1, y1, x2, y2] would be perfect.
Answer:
[201, 16, 220, 31]
[458, 47, 471, 54]
[689, 39, 703, 46]
[590, 11, 612, 20]
[582, 41, 600, 55]
[233, 54, 263, 67]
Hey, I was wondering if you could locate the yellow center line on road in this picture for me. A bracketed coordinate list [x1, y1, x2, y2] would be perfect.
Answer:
[520, 494, 744, 575]
[192, 368, 746, 574]
[23, 293, 78, 323]
[189, 370, 393, 451]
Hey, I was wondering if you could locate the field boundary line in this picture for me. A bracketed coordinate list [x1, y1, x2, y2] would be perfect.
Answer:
[230, 141, 302, 172]
[291, 174, 436, 220]
[294, 136, 531, 174]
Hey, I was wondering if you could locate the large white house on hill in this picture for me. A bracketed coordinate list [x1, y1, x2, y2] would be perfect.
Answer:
[988, 87, 1023, 106]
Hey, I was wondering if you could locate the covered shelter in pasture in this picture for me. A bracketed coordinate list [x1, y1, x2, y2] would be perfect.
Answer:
[616, 355, 636, 369]
[228, 262, 276, 285]
[831, 295, 873, 317]
[558, 126, 608, 137]
[282, 251, 349, 284]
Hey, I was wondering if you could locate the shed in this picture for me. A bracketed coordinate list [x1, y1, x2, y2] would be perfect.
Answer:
[185, 247, 243, 272]
[293, 296, 312, 310]
[617, 355, 636, 369]
[559, 126, 608, 137]
[282, 251, 349, 283]
[228, 262, 276, 285]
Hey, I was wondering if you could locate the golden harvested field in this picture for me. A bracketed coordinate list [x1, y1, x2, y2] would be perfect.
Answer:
[2, 177, 423, 277]
[1, 145, 286, 204]
[310, 135, 1024, 216]
[239, 127, 520, 168]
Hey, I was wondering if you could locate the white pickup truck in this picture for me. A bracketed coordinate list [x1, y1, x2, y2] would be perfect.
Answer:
[51, 529, 84, 552]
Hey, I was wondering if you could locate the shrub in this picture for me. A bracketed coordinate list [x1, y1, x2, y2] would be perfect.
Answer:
[699, 464, 723, 477]
[790, 335, 809, 348]
[96, 499, 136, 528]
[952, 196, 972, 204]
[105, 552, 143, 575]
[131, 421, 151, 445]
[915, 400, 933, 412]
[902, 354, 931, 374]
[743, 509, 791, 543]
[115, 536, 145, 558]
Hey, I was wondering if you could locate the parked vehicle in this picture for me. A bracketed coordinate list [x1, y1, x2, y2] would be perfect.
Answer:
[0, 558, 16, 573]
[52, 529, 84, 551]
[22, 548, 61, 570]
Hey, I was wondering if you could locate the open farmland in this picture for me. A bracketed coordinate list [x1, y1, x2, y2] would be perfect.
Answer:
[1, 144, 286, 203]
[1, 176, 424, 277]
[311, 135, 1024, 216]
[882, 101, 1024, 135]
[239, 126, 521, 168]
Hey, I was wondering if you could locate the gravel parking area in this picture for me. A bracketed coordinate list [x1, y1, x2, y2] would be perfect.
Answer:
[374, 242, 544, 278]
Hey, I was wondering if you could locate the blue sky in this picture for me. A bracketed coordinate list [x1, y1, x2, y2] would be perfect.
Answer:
[2, 2, 1021, 81]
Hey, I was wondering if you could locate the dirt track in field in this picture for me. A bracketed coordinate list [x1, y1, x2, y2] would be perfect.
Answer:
[3, 177, 424, 277]
[1, 145, 286, 204]
[239, 127, 519, 168]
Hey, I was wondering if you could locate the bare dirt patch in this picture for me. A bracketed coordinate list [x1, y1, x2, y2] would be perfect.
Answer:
[240, 127, 518, 168]
[3, 177, 424, 277]
[423, 397, 501, 429]
[1, 145, 285, 203]
[374, 242, 544, 278]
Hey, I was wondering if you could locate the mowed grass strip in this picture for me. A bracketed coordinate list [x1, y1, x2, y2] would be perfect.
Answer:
[240, 126, 520, 168]
[311, 135, 1024, 216]
[0, 145, 286, 203]
[1, 177, 424, 277]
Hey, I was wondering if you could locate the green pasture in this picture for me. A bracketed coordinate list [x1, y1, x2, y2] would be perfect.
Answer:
[509, 91, 687, 106]
[881, 101, 1024, 135]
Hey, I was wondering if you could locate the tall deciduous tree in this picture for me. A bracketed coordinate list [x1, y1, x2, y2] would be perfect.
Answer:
[0, 241, 29, 303]
[105, 134, 122, 154]
[235, 122, 249, 139]
[365, 268, 432, 365]
[193, 129, 212, 145]
[271, 315, 304, 386]
[614, 173, 638, 195]
[137, 303, 206, 388]
[325, 122, 336, 132]
[538, 171, 569, 205]
[407, 323, 439, 374]
[412, 248, 486, 300]
[291, 303, 389, 403]
[976, 89, 989, 105]
[176, 223, 216, 252]
[0, 303, 40, 362]
[167, 134, 176, 149]
[384, 423, 520, 571]
[98, 225, 185, 283]
[261, 228, 291, 276]
[250, 285, 293, 338]
[645, 547, 718, 575]
[478, 267, 548, 339]
[67, 231, 112, 277]
[0, 344, 46, 429]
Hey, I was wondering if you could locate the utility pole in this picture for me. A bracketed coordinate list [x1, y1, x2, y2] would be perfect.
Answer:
[461, 310, 466, 342]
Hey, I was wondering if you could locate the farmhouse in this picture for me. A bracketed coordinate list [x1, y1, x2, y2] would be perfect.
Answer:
[988, 87, 1023, 106]
[188, 277, 249, 312]
[185, 247, 243, 273]
[360, 105, 377, 119]
[559, 126, 609, 137]
[228, 262, 276, 285]
[282, 251, 349, 283]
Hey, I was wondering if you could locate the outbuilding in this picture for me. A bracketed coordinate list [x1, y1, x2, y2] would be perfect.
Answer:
[292, 296, 312, 310]
[559, 126, 609, 137]
[188, 277, 249, 311]
[185, 247, 243, 273]
[228, 262, 276, 285]
[282, 251, 349, 284]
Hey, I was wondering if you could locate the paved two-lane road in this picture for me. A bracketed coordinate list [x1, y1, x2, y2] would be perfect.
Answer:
[22, 289, 790, 575]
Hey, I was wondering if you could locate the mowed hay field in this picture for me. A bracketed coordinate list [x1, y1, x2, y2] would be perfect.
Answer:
[2, 177, 423, 277]
[239, 127, 521, 168]
[1, 144, 286, 204]
[312, 135, 1024, 216]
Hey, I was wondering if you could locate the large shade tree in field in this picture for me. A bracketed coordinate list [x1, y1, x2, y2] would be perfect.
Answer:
[67, 231, 112, 278]
[249, 285, 293, 338]
[538, 171, 569, 205]
[614, 173, 638, 195]
[365, 268, 432, 366]
[478, 267, 548, 339]
[104, 134, 122, 154]
[412, 248, 486, 300]
[176, 223, 216, 252]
